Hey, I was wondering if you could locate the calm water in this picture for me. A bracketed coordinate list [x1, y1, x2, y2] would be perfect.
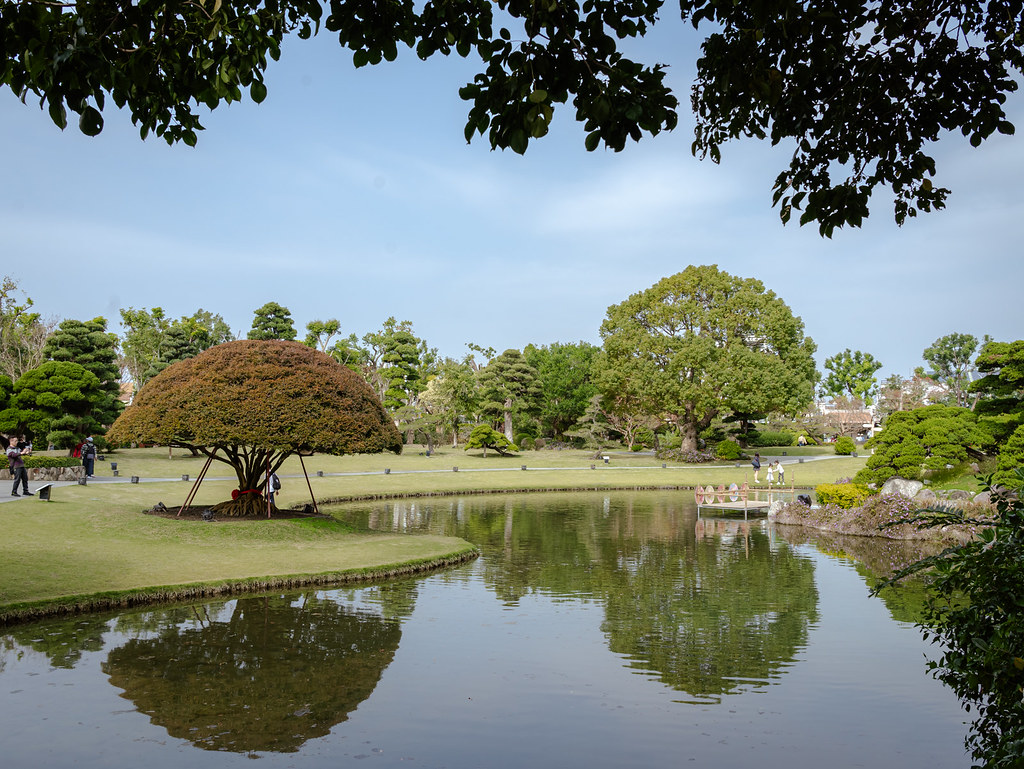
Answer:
[0, 491, 968, 768]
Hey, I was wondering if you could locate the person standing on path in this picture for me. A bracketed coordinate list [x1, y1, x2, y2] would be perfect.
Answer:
[267, 470, 281, 507]
[81, 437, 97, 478]
[751, 452, 761, 483]
[7, 437, 33, 497]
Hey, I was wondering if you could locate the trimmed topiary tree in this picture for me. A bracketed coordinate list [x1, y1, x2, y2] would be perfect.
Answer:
[464, 424, 518, 457]
[108, 340, 402, 516]
[716, 439, 743, 460]
[855, 404, 991, 486]
[834, 436, 856, 455]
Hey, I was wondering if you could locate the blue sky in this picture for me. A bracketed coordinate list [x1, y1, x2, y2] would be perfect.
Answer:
[1, 20, 1020, 380]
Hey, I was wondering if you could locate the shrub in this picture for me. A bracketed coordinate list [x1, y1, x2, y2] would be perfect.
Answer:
[834, 436, 856, 455]
[716, 439, 743, 460]
[519, 436, 535, 451]
[534, 437, 546, 451]
[815, 482, 873, 509]
[23, 455, 82, 469]
[749, 430, 795, 447]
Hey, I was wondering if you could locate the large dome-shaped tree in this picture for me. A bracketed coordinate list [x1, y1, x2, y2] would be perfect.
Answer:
[108, 340, 401, 516]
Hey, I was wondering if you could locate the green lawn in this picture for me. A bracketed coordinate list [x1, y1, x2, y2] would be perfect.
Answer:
[2, 445, 868, 623]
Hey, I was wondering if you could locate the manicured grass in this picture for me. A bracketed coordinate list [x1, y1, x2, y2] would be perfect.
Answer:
[2, 445, 870, 622]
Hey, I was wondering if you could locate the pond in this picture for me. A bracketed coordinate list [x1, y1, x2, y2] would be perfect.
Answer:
[0, 491, 968, 768]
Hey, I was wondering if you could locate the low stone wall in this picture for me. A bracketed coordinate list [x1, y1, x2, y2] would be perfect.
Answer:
[0, 466, 85, 482]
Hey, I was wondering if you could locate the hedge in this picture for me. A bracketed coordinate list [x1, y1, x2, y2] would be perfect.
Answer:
[815, 483, 873, 509]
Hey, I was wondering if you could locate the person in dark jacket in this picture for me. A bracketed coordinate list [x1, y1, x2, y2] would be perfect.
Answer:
[7, 437, 33, 497]
[81, 437, 97, 478]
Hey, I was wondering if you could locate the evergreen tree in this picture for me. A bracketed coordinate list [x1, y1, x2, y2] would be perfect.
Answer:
[43, 317, 122, 426]
[477, 349, 542, 442]
[970, 339, 1024, 445]
[247, 302, 297, 341]
[0, 361, 104, 448]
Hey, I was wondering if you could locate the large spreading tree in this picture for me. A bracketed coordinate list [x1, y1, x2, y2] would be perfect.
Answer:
[107, 340, 402, 516]
[4, 1, 1022, 233]
[598, 265, 817, 452]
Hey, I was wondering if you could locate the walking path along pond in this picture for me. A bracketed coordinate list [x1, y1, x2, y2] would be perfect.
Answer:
[0, 490, 968, 768]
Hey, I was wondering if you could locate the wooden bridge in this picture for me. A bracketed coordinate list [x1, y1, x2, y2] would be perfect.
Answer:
[694, 482, 795, 519]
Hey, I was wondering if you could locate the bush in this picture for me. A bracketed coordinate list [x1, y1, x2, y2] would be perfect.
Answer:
[23, 455, 82, 469]
[519, 436, 535, 451]
[716, 439, 743, 460]
[815, 482, 873, 509]
[834, 436, 856, 455]
[749, 430, 795, 447]
[534, 437, 546, 451]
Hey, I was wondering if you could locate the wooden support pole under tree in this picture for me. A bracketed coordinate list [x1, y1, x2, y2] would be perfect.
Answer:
[298, 453, 319, 515]
[177, 450, 217, 517]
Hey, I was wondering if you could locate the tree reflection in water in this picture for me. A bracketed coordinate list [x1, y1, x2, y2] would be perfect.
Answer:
[344, 492, 819, 703]
[101, 590, 408, 753]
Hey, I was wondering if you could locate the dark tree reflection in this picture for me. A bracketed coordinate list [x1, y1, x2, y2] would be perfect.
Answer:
[102, 592, 403, 753]
[335, 492, 820, 702]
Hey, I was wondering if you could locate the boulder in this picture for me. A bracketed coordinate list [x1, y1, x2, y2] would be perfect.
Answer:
[768, 500, 786, 517]
[948, 490, 972, 501]
[881, 477, 924, 498]
[914, 488, 938, 504]
[973, 491, 992, 505]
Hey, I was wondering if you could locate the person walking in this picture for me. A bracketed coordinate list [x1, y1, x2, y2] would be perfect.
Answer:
[7, 437, 33, 497]
[81, 437, 97, 478]
[777, 461, 785, 486]
[751, 452, 761, 483]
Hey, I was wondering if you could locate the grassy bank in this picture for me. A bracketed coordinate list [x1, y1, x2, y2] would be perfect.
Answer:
[2, 445, 867, 623]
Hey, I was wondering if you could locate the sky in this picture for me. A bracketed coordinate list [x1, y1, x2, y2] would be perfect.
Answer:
[1, 18, 1021, 380]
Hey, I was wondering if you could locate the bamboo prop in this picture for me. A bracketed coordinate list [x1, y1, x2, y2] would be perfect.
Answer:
[298, 453, 319, 515]
[177, 449, 217, 517]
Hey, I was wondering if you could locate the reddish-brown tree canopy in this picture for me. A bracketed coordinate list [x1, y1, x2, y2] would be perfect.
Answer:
[109, 341, 401, 513]
[111, 340, 401, 454]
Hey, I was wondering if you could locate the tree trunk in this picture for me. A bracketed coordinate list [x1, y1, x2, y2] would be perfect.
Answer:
[679, 421, 699, 453]
[503, 398, 513, 442]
